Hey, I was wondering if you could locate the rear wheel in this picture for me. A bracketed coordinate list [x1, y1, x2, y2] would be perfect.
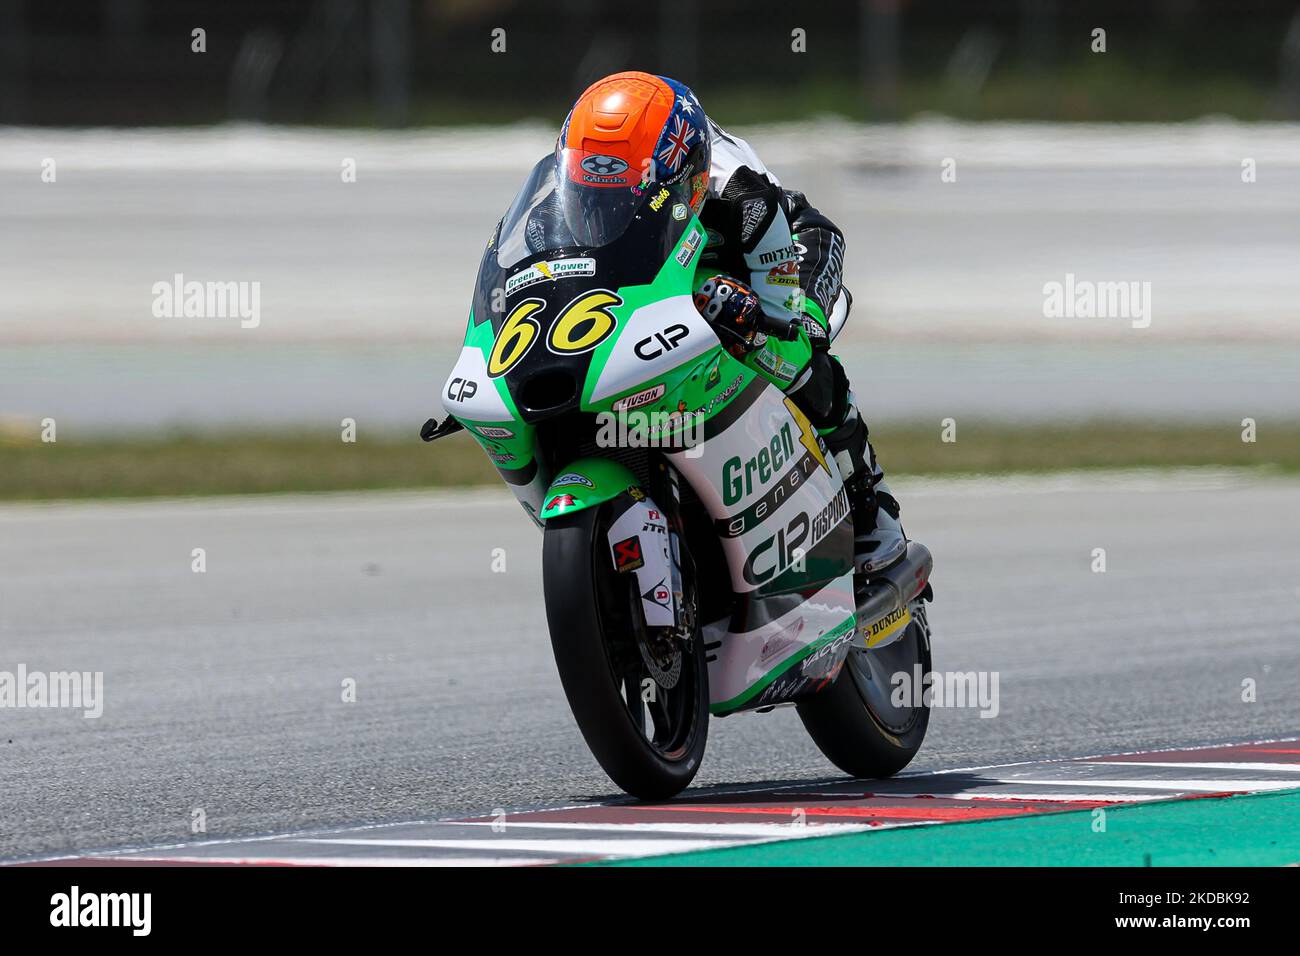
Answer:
[796, 603, 932, 778]
[542, 502, 709, 800]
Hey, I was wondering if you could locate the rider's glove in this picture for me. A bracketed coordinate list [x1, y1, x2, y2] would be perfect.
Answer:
[799, 312, 830, 351]
[693, 275, 768, 356]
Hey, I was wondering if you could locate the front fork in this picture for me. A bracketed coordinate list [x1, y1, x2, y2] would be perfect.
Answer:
[654, 458, 695, 639]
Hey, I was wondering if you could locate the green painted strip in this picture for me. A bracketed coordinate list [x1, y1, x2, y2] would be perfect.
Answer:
[599, 788, 1300, 867]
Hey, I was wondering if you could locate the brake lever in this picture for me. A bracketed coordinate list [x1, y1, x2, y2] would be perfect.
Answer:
[419, 416, 465, 443]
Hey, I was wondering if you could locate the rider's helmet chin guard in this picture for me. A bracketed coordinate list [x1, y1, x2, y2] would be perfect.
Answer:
[556, 71, 711, 244]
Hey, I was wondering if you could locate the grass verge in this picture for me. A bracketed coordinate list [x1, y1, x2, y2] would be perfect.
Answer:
[1, 422, 1296, 501]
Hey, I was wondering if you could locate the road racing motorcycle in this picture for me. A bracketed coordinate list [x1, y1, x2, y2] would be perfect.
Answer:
[423, 150, 935, 799]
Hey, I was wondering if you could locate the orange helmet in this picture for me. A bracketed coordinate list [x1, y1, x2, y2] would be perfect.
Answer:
[558, 72, 710, 210]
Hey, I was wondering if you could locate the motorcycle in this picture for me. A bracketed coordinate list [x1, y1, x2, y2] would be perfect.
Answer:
[423, 149, 934, 800]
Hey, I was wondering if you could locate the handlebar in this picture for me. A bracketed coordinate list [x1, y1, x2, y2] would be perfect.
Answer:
[755, 310, 801, 342]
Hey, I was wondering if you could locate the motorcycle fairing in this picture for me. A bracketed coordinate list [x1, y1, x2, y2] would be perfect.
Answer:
[445, 217, 755, 522]
[666, 380, 856, 716]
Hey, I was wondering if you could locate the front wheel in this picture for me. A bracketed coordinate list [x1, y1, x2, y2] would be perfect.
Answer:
[796, 603, 932, 778]
[542, 503, 709, 800]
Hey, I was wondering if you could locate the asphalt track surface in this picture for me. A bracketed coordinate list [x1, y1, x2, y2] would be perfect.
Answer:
[2, 471, 1299, 862]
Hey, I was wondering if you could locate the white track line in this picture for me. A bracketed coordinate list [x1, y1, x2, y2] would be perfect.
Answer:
[445, 821, 874, 838]
[1086, 761, 1300, 774]
[791, 791, 1169, 803]
[984, 778, 1300, 792]
[292, 837, 745, 856]
[90, 855, 554, 867]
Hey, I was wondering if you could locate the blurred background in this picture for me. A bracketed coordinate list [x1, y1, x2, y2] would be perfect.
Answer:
[2, 0, 1298, 494]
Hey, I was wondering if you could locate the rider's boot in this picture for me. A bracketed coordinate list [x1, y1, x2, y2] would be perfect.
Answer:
[822, 394, 906, 575]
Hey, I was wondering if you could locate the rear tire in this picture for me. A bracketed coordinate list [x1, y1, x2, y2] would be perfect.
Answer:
[796, 604, 932, 778]
[543, 503, 709, 800]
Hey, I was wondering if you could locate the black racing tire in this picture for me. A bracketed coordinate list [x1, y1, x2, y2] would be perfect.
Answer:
[795, 605, 932, 779]
[542, 503, 709, 800]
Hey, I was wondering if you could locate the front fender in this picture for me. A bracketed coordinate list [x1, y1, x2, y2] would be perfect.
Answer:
[539, 456, 645, 521]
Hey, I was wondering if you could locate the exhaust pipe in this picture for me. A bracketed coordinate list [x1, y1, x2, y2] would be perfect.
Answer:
[855, 541, 933, 650]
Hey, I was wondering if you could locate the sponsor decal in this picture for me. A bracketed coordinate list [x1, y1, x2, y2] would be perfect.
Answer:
[723, 421, 798, 506]
[505, 258, 596, 297]
[476, 425, 514, 439]
[649, 188, 670, 212]
[716, 399, 831, 537]
[785, 398, 831, 475]
[611, 383, 666, 412]
[801, 627, 856, 678]
[553, 472, 594, 488]
[675, 227, 703, 268]
[740, 198, 768, 242]
[864, 606, 911, 648]
[545, 494, 575, 513]
[758, 244, 798, 266]
[612, 536, 644, 572]
[765, 260, 800, 286]
[626, 485, 646, 502]
[672, 203, 688, 221]
[679, 373, 744, 420]
[759, 618, 805, 664]
[755, 670, 815, 708]
[525, 218, 545, 250]
[446, 377, 478, 403]
[489, 450, 516, 464]
[754, 347, 798, 383]
[579, 155, 635, 185]
[643, 578, 672, 608]
[811, 487, 851, 541]
[634, 323, 690, 360]
[704, 359, 721, 390]
[581, 154, 629, 177]
[718, 450, 823, 537]
[742, 487, 850, 586]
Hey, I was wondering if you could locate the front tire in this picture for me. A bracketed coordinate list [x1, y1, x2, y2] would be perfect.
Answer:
[796, 603, 932, 778]
[543, 503, 709, 800]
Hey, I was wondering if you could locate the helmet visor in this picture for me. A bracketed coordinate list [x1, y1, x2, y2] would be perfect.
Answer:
[557, 147, 652, 248]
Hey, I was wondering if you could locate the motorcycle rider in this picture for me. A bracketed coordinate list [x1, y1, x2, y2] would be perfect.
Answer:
[557, 71, 905, 574]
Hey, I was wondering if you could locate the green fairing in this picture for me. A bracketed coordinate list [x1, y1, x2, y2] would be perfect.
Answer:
[454, 219, 815, 474]
[453, 305, 536, 472]
[539, 457, 641, 520]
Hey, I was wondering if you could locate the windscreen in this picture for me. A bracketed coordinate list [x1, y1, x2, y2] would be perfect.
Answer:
[495, 151, 687, 268]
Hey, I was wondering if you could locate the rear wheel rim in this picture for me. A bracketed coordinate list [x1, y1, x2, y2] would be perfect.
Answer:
[846, 617, 926, 735]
